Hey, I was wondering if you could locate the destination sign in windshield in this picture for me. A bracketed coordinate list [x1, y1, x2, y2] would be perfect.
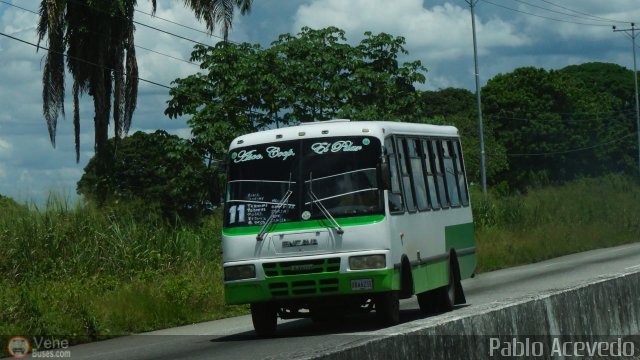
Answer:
[224, 136, 383, 229]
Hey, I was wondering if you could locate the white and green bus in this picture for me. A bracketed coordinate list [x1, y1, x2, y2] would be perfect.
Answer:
[222, 120, 476, 336]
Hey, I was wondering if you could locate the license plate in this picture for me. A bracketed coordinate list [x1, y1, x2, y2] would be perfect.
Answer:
[351, 278, 373, 291]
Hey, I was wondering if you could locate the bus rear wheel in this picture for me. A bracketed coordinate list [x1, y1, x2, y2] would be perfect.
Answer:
[375, 291, 400, 326]
[251, 303, 277, 337]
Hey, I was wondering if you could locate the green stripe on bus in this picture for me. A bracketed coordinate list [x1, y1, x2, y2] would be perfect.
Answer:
[222, 215, 385, 236]
[445, 222, 475, 250]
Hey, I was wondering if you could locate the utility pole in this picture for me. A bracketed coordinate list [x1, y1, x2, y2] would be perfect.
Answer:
[613, 23, 640, 176]
[466, 0, 487, 198]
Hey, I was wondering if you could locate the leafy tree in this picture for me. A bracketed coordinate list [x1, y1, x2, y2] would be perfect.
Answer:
[560, 62, 637, 108]
[344, 31, 426, 121]
[482, 66, 626, 188]
[77, 131, 213, 220]
[165, 27, 427, 161]
[37, 0, 252, 162]
[560, 62, 638, 173]
[420, 88, 475, 119]
[165, 42, 262, 166]
[270, 27, 357, 122]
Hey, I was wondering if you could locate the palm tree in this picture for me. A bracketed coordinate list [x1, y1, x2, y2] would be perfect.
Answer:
[37, 0, 252, 162]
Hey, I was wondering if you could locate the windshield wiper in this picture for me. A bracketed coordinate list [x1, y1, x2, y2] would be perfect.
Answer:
[256, 173, 294, 241]
[256, 190, 293, 241]
[307, 173, 344, 234]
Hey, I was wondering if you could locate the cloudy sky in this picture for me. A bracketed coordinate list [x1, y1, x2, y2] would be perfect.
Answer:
[0, 0, 639, 204]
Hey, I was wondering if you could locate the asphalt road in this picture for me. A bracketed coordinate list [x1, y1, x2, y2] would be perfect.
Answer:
[60, 242, 640, 360]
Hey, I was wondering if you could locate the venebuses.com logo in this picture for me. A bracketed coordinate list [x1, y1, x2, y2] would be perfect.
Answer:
[5, 336, 71, 358]
[6, 336, 30, 358]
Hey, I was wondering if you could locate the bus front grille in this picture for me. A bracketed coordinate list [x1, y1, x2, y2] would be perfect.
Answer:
[268, 278, 339, 298]
[262, 258, 340, 277]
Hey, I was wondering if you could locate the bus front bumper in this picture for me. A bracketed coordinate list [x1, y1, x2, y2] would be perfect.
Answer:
[224, 268, 398, 305]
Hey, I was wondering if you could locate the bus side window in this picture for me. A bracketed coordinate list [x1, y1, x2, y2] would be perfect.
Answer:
[452, 140, 469, 206]
[398, 138, 417, 212]
[421, 139, 440, 210]
[408, 138, 429, 211]
[430, 140, 449, 208]
[385, 137, 404, 213]
[442, 140, 460, 207]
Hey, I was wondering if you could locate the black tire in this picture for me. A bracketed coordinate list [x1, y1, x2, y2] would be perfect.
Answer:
[375, 291, 400, 326]
[251, 303, 277, 337]
[417, 263, 455, 314]
[440, 263, 456, 312]
[417, 289, 434, 314]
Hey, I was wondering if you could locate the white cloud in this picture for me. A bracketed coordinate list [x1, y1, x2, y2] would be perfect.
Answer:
[18, 169, 32, 184]
[172, 128, 193, 139]
[293, 0, 530, 62]
[0, 138, 12, 157]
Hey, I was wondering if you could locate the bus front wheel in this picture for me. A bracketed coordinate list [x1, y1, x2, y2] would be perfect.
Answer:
[375, 291, 400, 326]
[417, 263, 456, 313]
[251, 302, 277, 337]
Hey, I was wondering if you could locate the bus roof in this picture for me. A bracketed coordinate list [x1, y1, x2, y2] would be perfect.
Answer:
[229, 120, 459, 150]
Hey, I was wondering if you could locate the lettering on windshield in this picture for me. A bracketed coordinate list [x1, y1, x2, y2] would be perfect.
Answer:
[233, 149, 263, 163]
[228, 192, 296, 226]
[266, 146, 295, 160]
[311, 141, 363, 154]
[246, 193, 267, 225]
[232, 147, 295, 163]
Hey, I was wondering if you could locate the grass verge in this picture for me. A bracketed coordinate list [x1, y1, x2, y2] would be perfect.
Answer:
[473, 174, 640, 272]
[0, 199, 246, 354]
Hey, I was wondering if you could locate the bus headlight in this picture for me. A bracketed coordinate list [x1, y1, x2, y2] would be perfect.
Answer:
[349, 255, 386, 270]
[224, 265, 256, 281]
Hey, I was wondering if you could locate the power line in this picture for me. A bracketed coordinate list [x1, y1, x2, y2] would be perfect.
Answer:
[133, 20, 217, 48]
[14, 0, 242, 48]
[0, 0, 200, 67]
[512, 0, 622, 24]
[63, 0, 221, 48]
[134, 45, 199, 66]
[0, 30, 267, 120]
[133, 8, 227, 41]
[0, 0, 36, 14]
[480, 0, 612, 27]
[613, 23, 640, 175]
[485, 111, 638, 123]
[504, 132, 636, 157]
[1, 0, 270, 127]
[536, 0, 630, 24]
[0, 30, 171, 89]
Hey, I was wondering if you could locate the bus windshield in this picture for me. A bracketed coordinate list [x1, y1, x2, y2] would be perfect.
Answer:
[224, 136, 383, 228]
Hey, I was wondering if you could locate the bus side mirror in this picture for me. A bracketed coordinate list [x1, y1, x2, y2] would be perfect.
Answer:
[378, 156, 392, 190]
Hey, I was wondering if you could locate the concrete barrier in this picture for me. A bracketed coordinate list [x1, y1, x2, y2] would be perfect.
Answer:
[290, 269, 640, 360]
